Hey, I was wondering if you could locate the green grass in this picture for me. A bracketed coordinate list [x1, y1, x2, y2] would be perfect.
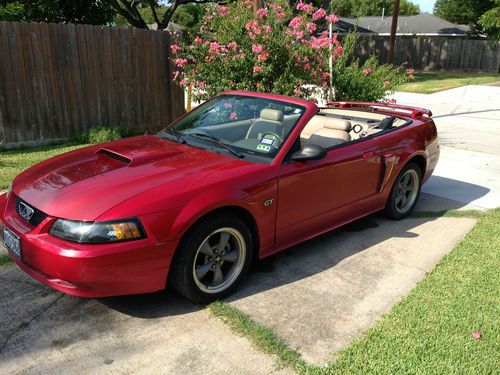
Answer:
[396, 71, 500, 94]
[0, 143, 87, 190]
[209, 301, 313, 373]
[0, 254, 14, 268]
[210, 209, 500, 374]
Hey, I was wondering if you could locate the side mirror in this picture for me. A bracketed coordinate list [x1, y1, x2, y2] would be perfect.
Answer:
[291, 144, 327, 162]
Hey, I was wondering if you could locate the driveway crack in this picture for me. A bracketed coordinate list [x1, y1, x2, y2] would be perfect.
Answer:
[0, 294, 64, 354]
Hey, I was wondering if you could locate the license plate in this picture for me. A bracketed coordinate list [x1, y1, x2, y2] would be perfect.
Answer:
[3, 227, 21, 258]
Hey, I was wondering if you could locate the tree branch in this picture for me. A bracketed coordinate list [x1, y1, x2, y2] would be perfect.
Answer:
[149, 0, 162, 26]
[106, 0, 149, 29]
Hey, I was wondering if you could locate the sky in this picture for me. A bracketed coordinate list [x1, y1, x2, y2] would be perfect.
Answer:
[413, 0, 436, 13]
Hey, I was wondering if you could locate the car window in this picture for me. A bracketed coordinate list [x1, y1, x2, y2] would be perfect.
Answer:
[158, 95, 306, 160]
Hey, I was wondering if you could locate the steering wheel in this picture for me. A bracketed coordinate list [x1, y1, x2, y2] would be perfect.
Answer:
[260, 132, 283, 147]
[352, 124, 363, 134]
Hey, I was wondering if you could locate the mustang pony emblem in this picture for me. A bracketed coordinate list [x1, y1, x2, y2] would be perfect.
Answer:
[18, 201, 34, 221]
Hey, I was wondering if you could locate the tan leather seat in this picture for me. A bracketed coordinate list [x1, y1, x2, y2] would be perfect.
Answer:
[303, 115, 352, 148]
[246, 109, 284, 140]
[301, 115, 351, 139]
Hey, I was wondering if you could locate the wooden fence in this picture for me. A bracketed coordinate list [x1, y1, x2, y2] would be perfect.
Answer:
[0, 22, 184, 146]
[354, 36, 500, 72]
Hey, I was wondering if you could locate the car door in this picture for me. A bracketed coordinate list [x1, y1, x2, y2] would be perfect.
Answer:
[276, 137, 383, 249]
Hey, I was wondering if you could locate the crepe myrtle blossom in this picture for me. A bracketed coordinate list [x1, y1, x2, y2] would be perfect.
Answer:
[312, 8, 326, 20]
[289, 17, 302, 30]
[253, 66, 263, 73]
[174, 58, 187, 67]
[228, 41, 238, 51]
[252, 44, 264, 54]
[362, 67, 373, 76]
[256, 8, 268, 18]
[258, 51, 269, 62]
[218, 6, 228, 16]
[296, 1, 313, 13]
[326, 14, 339, 23]
[170, 44, 181, 53]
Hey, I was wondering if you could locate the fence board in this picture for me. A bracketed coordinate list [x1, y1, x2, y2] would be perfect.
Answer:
[355, 36, 499, 73]
[0, 21, 184, 146]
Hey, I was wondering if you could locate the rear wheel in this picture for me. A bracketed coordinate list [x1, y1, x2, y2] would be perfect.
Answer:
[168, 214, 253, 304]
[384, 163, 422, 220]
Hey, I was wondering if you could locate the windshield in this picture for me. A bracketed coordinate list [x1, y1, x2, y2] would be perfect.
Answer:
[157, 94, 306, 161]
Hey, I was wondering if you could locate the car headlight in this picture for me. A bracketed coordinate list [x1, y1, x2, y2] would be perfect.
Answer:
[50, 218, 145, 244]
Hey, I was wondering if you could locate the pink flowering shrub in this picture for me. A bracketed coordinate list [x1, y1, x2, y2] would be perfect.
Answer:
[170, 0, 341, 100]
[171, 1, 410, 102]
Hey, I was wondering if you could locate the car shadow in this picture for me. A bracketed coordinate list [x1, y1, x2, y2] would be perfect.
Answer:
[96, 214, 427, 318]
[101, 176, 490, 316]
[98, 289, 200, 318]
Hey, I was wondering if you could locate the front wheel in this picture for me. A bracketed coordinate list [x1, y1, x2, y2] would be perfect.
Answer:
[168, 214, 253, 304]
[383, 162, 422, 220]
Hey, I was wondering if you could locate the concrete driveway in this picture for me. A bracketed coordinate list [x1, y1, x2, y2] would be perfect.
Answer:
[390, 85, 500, 210]
[0, 215, 476, 371]
[1, 84, 497, 373]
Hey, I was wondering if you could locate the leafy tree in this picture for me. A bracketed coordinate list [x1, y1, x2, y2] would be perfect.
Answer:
[479, 1, 500, 41]
[106, 0, 220, 30]
[434, 0, 495, 30]
[313, 0, 420, 17]
[114, 3, 204, 29]
[0, 0, 115, 24]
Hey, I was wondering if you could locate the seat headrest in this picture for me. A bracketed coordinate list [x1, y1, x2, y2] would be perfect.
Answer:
[260, 109, 284, 122]
[323, 118, 352, 132]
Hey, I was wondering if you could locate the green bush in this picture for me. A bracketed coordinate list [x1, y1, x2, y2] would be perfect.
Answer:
[331, 32, 410, 101]
[82, 126, 127, 144]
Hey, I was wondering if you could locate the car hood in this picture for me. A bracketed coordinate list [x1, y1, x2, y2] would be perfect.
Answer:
[13, 135, 247, 221]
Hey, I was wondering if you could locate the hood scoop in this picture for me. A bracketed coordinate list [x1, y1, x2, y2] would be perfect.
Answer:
[97, 149, 132, 165]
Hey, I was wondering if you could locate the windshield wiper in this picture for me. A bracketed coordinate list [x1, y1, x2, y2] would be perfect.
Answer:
[162, 127, 186, 144]
[188, 132, 245, 159]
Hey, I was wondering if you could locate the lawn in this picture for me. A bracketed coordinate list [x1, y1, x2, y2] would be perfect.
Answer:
[210, 208, 500, 374]
[396, 71, 500, 94]
[0, 143, 87, 190]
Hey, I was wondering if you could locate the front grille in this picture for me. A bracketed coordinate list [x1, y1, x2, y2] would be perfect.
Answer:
[14, 195, 48, 227]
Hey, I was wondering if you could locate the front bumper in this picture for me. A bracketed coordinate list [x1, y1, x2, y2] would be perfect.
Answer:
[0, 192, 178, 297]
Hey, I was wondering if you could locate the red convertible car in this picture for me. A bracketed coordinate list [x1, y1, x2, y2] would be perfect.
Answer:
[0, 91, 439, 303]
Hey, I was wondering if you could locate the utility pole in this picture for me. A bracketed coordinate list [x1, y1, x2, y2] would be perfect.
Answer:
[253, 0, 264, 13]
[387, 0, 400, 64]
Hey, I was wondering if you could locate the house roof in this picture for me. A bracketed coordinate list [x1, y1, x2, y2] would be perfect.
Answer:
[332, 13, 470, 36]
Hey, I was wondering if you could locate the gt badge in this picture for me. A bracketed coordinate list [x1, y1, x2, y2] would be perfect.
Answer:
[264, 199, 274, 207]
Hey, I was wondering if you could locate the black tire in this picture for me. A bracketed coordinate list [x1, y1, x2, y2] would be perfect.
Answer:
[383, 162, 422, 220]
[168, 213, 253, 304]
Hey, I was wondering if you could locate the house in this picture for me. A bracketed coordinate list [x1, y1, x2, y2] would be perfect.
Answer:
[332, 13, 471, 37]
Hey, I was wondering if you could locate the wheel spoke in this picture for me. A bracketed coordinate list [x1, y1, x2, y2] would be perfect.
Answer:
[199, 241, 214, 256]
[402, 174, 411, 188]
[218, 232, 230, 251]
[195, 262, 212, 280]
[212, 265, 224, 285]
[400, 194, 408, 207]
[222, 250, 239, 263]
[395, 193, 403, 205]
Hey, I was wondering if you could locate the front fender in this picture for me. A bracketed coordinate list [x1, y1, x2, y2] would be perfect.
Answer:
[170, 186, 260, 240]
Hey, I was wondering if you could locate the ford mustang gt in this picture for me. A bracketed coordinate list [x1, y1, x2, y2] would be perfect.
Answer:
[0, 91, 439, 303]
